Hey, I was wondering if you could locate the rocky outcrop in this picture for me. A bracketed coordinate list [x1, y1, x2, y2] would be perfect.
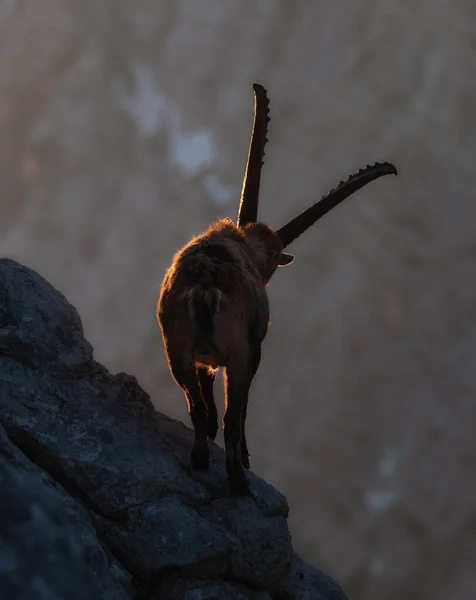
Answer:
[0, 258, 347, 600]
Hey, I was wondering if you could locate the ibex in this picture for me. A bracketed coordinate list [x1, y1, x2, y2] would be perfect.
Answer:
[157, 83, 397, 495]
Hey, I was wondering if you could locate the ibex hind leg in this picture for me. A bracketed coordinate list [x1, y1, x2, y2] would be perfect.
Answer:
[198, 367, 219, 441]
[169, 357, 209, 470]
[240, 411, 250, 469]
[241, 345, 262, 470]
[223, 365, 253, 496]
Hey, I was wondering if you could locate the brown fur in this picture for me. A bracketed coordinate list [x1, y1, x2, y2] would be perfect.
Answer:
[157, 219, 285, 495]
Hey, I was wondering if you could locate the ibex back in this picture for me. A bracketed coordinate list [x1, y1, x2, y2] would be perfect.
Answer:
[157, 84, 397, 495]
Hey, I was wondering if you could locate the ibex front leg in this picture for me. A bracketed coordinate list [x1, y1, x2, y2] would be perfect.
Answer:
[241, 345, 262, 469]
[169, 357, 209, 470]
[197, 367, 218, 441]
[223, 360, 253, 496]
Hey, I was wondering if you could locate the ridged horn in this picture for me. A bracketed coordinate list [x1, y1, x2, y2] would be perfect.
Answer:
[276, 161, 398, 248]
[237, 83, 270, 227]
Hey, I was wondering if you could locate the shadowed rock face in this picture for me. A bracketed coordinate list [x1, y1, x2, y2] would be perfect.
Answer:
[0, 258, 347, 600]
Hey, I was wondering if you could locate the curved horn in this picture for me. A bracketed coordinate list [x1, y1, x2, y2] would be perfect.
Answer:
[276, 161, 398, 248]
[237, 83, 270, 227]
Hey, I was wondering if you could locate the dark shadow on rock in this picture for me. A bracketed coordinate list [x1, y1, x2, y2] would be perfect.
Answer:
[0, 258, 348, 600]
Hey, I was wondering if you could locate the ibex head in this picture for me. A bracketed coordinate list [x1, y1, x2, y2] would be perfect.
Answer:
[235, 83, 397, 283]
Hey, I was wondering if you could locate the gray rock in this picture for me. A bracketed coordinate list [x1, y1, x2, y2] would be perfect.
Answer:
[100, 496, 233, 578]
[153, 577, 272, 599]
[282, 554, 350, 600]
[198, 497, 292, 593]
[0, 259, 93, 373]
[0, 426, 130, 600]
[0, 258, 348, 599]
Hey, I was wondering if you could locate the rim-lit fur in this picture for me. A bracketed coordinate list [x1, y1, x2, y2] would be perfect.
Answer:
[157, 219, 284, 495]
[156, 83, 397, 496]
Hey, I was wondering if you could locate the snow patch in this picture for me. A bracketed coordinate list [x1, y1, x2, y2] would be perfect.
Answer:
[113, 65, 168, 138]
[114, 65, 231, 190]
[363, 488, 398, 513]
[203, 174, 235, 205]
[378, 449, 399, 478]
[369, 556, 384, 576]
[170, 128, 215, 176]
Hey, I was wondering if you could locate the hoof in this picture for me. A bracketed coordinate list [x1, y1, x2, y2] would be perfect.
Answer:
[229, 474, 250, 497]
[191, 444, 209, 470]
[207, 419, 219, 441]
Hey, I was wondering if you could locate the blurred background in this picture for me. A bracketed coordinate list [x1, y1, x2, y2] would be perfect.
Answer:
[1, 1, 475, 599]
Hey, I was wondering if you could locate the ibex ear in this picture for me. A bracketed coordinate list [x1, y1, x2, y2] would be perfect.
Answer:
[278, 252, 294, 267]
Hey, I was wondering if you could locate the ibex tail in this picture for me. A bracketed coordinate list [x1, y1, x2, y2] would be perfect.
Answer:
[188, 287, 222, 355]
